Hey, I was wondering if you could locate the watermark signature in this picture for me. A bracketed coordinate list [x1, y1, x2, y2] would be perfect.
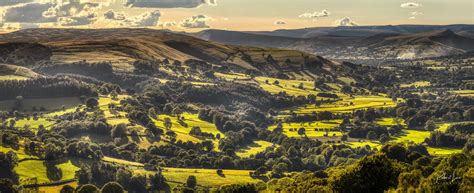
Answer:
[435, 171, 462, 184]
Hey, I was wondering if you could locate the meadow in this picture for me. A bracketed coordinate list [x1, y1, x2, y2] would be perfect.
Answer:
[0, 97, 82, 112]
[98, 95, 130, 126]
[236, 140, 276, 158]
[268, 120, 343, 138]
[400, 81, 431, 88]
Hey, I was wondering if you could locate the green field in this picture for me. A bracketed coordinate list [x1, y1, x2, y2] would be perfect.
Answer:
[400, 81, 431, 88]
[152, 112, 224, 149]
[449, 90, 474, 97]
[135, 167, 261, 188]
[236, 140, 275, 158]
[0, 146, 37, 160]
[393, 130, 431, 144]
[255, 76, 323, 97]
[16, 160, 79, 184]
[347, 141, 382, 149]
[375, 118, 405, 126]
[7, 117, 55, 130]
[288, 95, 397, 115]
[214, 72, 250, 81]
[0, 75, 29, 81]
[98, 95, 131, 126]
[268, 120, 343, 138]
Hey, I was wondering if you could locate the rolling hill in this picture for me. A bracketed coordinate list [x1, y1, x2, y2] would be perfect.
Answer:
[194, 25, 474, 60]
[0, 28, 338, 77]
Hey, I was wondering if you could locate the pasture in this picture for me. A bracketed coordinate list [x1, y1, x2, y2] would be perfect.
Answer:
[98, 95, 130, 126]
[288, 95, 397, 115]
[268, 120, 343, 138]
[236, 140, 275, 158]
[400, 81, 431, 88]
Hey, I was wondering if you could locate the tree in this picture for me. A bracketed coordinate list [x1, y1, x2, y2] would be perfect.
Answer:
[164, 117, 172, 130]
[111, 124, 127, 139]
[77, 184, 100, 193]
[297, 127, 306, 137]
[110, 90, 119, 100]
[424, 120, 437, 131]
[379, 134, 390, 144]
[85, 98, 99, 109]
[330, 154, 400, 193]
[186, 175, 197, 189]
[366, 131, 377, 140]
[101, 181, 124, 193]
[60, 185, 75, 193]
[341, 134, 348, 142]
[0, 178, 16, 193]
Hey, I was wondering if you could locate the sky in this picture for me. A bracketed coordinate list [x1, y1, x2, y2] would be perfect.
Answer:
[0, 0, 473, 32]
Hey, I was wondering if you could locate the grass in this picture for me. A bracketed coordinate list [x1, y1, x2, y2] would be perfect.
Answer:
[16, 160, 79, 184]
[152, 113, 224, 149]
[134, 167, 261, 188]
[376, 118, 405, 127]
[45, 106, 83, 117]
[0, 146, 37, 160]
[400, 81, 431, 88]
[0, 75, 29, 80]
[427, 147, 463, 156]
[0, 97, 82, 112]
[393, 130, 431, 144]
[254, 76, 323, 97]
[268, 120, 343, 138]
[8, 117, 55, 130]
[214, 72, 250, 81]
[103, 156, 144, 167]
[449, 90, 474, 97]
[98, 95, 130, 126]
[288, 95, 397, 114]
[346, 141, 382, 149]
[236, 140, 275, 158]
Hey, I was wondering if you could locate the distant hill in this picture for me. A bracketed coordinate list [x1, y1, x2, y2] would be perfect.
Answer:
[0, 28, 338, 77]
[194, 25, 474, 59]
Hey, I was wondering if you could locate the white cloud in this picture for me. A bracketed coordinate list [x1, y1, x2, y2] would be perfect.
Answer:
[409, 11, 423, 19]
[1, 1, 100, 26]
[334, 17, 358, 26]
[299, 10, 330, 19]
[120, 10, 161, 27]
[180, 15, 212, 28]
[104, 9, 126, 20]
[1, 3, 55, 23]
[123, 0, 217, 8]
[274, 20, 286, 25]
[401, 2, 421, 8]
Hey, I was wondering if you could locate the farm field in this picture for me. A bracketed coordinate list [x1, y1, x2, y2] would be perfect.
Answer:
[38, 181, 78, 193]
[134, 167, 262, 189]
[214, 72, 250, 81]
[400, 81, 431, 88]
[254, 76, 322, 97]
[347, 141, 382, 149]
[98, 95, 130, 126]
[287, 95, 397, 115]
[16, 160, 79, 184]
[152, 112, 224, 147]
[393, 130, 431, 144]
[7, 117, 54, 130]
[0, 146, 37, 160]
[0, 75, 29, 80]
[449, 90, 474, 97]
[375, 118, 405, 126]
[236, 140, 275, 158]
[268, 120, 343, 138]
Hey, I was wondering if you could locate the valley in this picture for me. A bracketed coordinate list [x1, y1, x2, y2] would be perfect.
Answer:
[0, 27, 472, 193]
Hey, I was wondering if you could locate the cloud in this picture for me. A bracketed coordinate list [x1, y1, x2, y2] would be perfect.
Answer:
[274, 20, 286, 25]
[123, 0, 217, 8]
[0, 0, 34, 6]
[299, 10, 330, 19]
[103, 9, 126, 20]
[401, 2, 421, 8]
[334, 17, 358, 26]
[408, 11, 423, 19]
[120, 10, 161, 27]
[180, 15, 211, 28]
[1, 3, 55, 23]
[1, 1, 100, 26]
